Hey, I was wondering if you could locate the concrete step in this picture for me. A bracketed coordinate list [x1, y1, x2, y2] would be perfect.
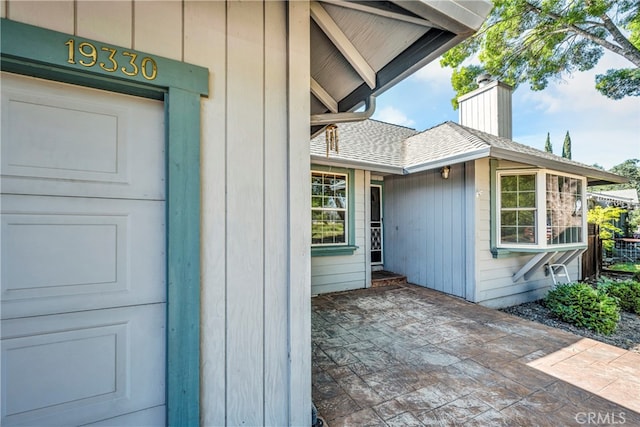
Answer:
[371, 271, 407, 288]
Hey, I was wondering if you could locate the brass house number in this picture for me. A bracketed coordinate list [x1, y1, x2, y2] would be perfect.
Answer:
[65, 38, 158, 80]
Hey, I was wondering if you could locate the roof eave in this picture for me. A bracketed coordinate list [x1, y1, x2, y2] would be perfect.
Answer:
[403, 147, 490, 174]
[489, 147, 628, 185]
[396, 0, 492, 34]
[310, 155, 405, 175]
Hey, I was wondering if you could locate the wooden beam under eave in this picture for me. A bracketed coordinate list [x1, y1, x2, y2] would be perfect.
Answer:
[311, 77, 338, 113]
[320, 0, 443, 29]
[310, 1, 376, 89]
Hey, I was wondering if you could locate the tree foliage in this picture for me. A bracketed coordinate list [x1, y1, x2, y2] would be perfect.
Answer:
[589, 159, 640, 236]
[441, 0, 640, 108]
[545, 132, 553, 153]
[610, 159, 640, 193]
[587, 205, 624, 250]
[591, 159, 640, 195]
[562, 131, 572, 159]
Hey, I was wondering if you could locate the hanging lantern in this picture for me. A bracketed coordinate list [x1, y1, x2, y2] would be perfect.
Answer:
[325, 124, 338, 157]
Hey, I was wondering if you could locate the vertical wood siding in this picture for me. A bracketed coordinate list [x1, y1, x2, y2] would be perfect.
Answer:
[4, 1, 311, 425]
[287, 4, 312, 424]
[76, 1, 132, 48]
[459, 83, 512, 139]
[263, 3, 290, 424]
[225, 3, 265, 425]
[384, 165, 468, 298]
[311, 169, 367, 295]
[134, 1, 182, 60]
[184, 1, 228, 424]
[8, 0, 74, 33]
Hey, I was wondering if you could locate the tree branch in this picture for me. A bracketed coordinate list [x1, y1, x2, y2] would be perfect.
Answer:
[598, 9, 640, 66]
[523, 1, 640, 67]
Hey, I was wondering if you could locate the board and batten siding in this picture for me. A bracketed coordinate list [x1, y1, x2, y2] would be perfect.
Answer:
[311, 169, 368, 295]
[473, 158, 579, 308]
[384, 164, 471, 299]
[2, 1, 311, 425]
[458, 80, 513, 139]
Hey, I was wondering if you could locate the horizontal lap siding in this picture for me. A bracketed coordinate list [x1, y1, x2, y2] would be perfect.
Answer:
[384, 165, 467, 298]
[473, 158, 579, 308]
[311, 170, 367, 295]
[4, 1, 309, 425]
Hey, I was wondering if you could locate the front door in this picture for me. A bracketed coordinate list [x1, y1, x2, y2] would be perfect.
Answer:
[371, 184, 383, 265]
[1, 73, 166, 426]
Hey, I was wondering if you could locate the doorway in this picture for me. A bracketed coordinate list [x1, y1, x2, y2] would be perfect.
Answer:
[371, 184, 383, 267]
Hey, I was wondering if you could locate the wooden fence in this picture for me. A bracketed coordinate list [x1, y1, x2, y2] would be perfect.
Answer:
[581, 223, 600, 280]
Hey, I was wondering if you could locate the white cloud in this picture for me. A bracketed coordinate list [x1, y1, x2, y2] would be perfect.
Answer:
[519, 53, 638, 116]
[412, 59, 453, 87]
[373, 106, 415, 127]
[512, 52, 640, 169]
[377, 50, 640, 170]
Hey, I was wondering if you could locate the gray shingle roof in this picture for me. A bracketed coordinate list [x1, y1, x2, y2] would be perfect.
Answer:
[310, 119, 416, 169]
[310, 119, 625, 185]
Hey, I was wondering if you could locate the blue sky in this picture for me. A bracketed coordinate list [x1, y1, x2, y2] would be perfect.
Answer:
[372, 52, 640, 170]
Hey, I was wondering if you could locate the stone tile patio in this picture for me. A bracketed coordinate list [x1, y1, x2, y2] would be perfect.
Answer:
[312, 284, 640, 426]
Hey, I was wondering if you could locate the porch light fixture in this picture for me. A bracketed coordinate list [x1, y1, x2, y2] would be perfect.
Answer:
[441, 166, 450, 179]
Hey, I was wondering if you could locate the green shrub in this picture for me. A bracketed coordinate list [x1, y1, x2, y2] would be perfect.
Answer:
[598, 278, 640, 315]
[544, 282, 620, 335]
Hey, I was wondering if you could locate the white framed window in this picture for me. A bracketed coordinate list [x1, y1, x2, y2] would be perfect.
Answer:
[545, 173, 584, 245]
[497, 169, 586, 249]
[311, 171, 348, 246]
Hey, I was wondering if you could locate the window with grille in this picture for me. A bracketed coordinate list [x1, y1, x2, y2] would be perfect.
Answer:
[311, 171, 348, 246]
[496, 170, 586, 249]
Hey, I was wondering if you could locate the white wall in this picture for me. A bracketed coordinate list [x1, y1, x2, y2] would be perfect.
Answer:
[473, 158, 579, 308]
[2, 1, 311, 425]
[311, 169, 368, 295]
[458, 80, 513, 139]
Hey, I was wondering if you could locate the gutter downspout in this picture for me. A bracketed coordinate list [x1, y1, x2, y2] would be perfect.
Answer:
[310, 96, 376, 126]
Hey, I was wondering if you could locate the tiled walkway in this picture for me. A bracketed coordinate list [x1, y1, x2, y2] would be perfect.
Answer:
[312, 284, 640, 426]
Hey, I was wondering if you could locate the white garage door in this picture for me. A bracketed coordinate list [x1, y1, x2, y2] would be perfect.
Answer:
[1, 73, 166, 426]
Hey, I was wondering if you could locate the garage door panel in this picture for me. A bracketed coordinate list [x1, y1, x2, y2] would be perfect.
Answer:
[1, 72, 164, 200]
[1, 304, 166, 427]
[1, 195, 165, 319]
[5, 216, 121, 292]
[1, 72, 166, 426]
[5, 97, 122, 176]
[84, 406, 166, 427]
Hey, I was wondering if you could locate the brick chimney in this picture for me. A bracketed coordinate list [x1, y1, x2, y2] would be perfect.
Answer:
[458, 74, 513, 139]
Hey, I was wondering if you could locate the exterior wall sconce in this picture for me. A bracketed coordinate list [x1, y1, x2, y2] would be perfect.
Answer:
[441, 166, 451, 179]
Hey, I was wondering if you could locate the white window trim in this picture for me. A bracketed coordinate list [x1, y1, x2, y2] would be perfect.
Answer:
[311, 169, 349, 247]
[496, 168, 587, 250]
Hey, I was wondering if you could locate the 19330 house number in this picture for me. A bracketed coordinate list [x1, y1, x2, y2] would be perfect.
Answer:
[65, 38, 158, 80]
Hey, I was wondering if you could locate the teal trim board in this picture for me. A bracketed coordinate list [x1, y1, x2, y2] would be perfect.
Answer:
[311, 245, 359, 257]
[165, 87, 202, 426]
[489, 159, 498, 258]
[0, 19, 208, 96]
[1, 18, 208, 426]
